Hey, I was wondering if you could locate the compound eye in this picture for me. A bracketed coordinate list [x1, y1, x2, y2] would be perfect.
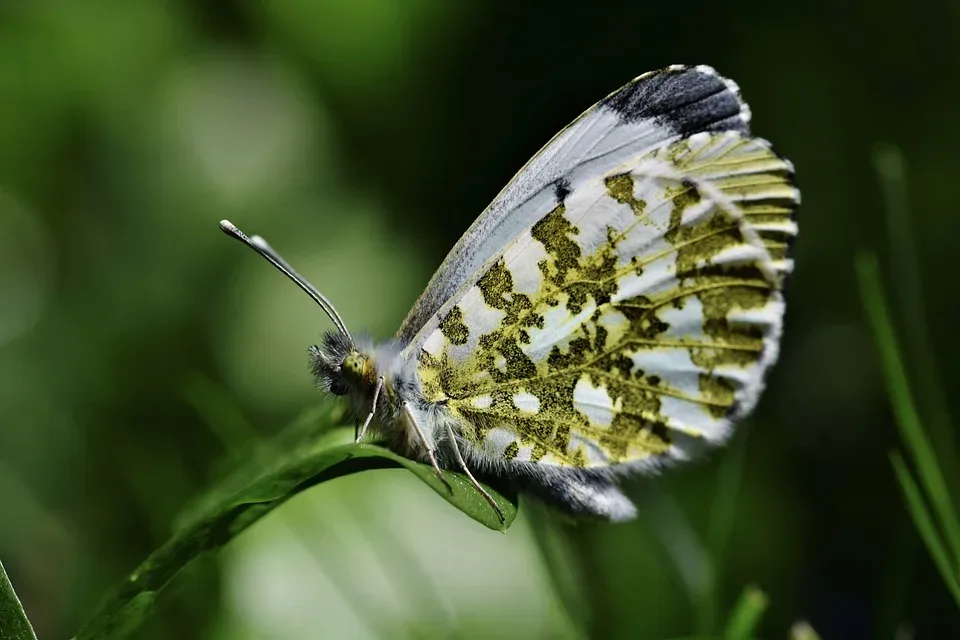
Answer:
[329, 380, 349, 396]
[342, 353, 366, 380]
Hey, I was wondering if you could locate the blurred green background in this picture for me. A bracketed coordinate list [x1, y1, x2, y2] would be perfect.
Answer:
[2, 0, 959, 638]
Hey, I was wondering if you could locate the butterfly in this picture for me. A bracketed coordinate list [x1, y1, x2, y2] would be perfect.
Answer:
[220, 64, 799, 524]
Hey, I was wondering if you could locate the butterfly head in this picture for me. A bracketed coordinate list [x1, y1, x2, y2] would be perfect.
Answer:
[309, 330, 377, 397]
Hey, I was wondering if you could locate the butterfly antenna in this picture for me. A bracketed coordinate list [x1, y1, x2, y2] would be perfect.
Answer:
[219, 220, 353, 342]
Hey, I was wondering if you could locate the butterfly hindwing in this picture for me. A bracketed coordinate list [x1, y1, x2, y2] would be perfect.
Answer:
[416, 129, 798, 470]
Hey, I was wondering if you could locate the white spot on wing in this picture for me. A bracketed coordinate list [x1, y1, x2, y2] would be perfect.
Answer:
[625, 345, 752, 441]
[514, 443, 534, 462]
[449, 286, 504, 363]
[482, 427, 516, 456]
[613, 253, 678, 303]
[569, 433, 612, 465]
[525, 296, 595, 363]
[627, 346, 701, 399]
[422, 330, 445, 358]
[460, 286, 503, 334]
[707, 243, 767, 268]
[573, 375, 620, 427]
[679, 197, 716, 227]
[660, 395, 724, 440]
[512, 391, 540, 413]
[502, 229, 546, 296]
[659, 296, 705, 340]
[597, 307, 630, 346]
[728, 298, 783, 327]
[471, 395, 493, 409]
[562, 180, 630, 257]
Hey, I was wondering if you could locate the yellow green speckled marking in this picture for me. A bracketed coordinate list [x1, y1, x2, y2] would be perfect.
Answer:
[419, 131, 797, 468]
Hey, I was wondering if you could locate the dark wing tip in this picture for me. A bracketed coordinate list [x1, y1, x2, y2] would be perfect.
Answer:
[600, 64, 750, 137]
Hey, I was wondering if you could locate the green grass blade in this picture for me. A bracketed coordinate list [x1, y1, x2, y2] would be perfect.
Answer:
[642, 489, 711, 605]
[525, 508, 590, 638]
[855, 253, 960, 572]
[698, 431, 749, 636]
[721, 585, 767, 640]
[788, 621, 822, 640]
[890, 451, 960, 606]
[873, 144, 956, 480]
[0, 559, 37, 640]
[73, 405, 517, 640]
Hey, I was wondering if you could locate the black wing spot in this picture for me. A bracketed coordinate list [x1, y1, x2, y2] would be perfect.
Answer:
[601, 66, 748, 137]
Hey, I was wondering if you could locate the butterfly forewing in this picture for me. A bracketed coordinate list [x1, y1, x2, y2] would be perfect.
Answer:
[397, 65, 753, 344]
[416, 129, 798, 469]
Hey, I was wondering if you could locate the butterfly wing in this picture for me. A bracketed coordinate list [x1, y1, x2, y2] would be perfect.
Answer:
[397, 65, 752, 343]
[413, 126, 798, 470]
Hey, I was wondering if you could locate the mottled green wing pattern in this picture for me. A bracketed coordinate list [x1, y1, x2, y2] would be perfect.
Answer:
[417, 131, 798, 468]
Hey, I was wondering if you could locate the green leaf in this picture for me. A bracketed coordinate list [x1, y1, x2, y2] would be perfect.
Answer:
[0, 559, 37, 640]
[698, 431, 749, 636]
[890, 451, 960, 606]
[74, 404, 517, 640]
[871, 145, 956, 480]
[856, 253, 960, 584]
[866, 146, 960, 619]
[722, 585, 767, 640]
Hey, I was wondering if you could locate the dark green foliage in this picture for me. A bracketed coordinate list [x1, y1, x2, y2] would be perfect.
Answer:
[855, 145, 960, 613]
[74, 405, 516, 639]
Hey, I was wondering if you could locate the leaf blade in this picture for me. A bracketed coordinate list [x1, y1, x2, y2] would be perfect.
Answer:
[698, 431, 749, 636]
[855, 253, 960, 573]
[890, 450, 960, 607]
[872, 145, 956, 478]
[0, 559, 38, 640]
[722, 585, 767, 640]
[75, 412, 517, 640]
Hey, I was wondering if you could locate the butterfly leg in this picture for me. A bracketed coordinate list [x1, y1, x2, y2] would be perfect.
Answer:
[444, 423, 505, 524]
[355, 376, 384, 444]
[402, 401, 452, 493]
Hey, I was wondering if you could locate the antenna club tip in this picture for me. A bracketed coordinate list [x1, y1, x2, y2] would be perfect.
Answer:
[215, 219, 351, 340]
